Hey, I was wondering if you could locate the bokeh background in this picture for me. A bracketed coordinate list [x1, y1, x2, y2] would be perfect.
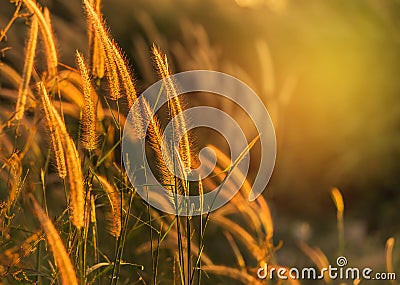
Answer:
[2, 0, 400, 276]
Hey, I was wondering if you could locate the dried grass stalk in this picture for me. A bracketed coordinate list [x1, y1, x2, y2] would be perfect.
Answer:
[76, 51, 97, 151]
[88, 0, 105, 78]
[39, 82, 84, 228]
[0, 153, 22, 221]
[22, 0, 58, 77]
[209, 144, 274, 241]
[96, 175, 121, 237]
[83, 0, 120, 100]
[84, 0, 139, 105]
[63, 134, 85, 229]
[51, 97, 85, 230]
[15, 15, 38, 120]
[386, 237, 395, 284]
[142, 100, 174, 188]
[29, 195, 78, 285]
[111, 43, 137, 106]
[152, 45, 192, 171]
[39, 82, 67, 179]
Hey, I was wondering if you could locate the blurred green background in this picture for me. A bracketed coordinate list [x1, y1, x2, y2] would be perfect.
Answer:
[2, 0, 400, 270]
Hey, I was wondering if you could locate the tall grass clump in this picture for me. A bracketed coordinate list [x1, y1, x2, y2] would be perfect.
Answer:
[0, 1, 396, 285]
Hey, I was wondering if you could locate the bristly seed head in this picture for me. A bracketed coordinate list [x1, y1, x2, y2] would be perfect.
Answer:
[152, 45, 193, 173]
[76, 50, 97, 151]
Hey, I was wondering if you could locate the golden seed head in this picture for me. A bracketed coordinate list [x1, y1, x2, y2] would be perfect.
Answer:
[15, 15, 38, 121]
[29, 195, 79, 285]
[152, 45, 193, 171]
[76, 50, 97, 151]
